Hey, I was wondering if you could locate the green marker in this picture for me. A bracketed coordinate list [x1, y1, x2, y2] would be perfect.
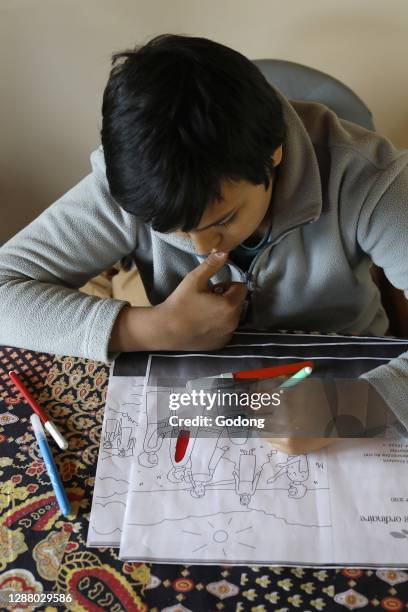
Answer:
[279, 366, 313, 390]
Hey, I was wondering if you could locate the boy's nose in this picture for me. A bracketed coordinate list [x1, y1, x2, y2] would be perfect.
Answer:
[189, 231, 222, 255]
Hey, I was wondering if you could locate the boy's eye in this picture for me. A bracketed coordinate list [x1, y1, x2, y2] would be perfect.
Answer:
[216, 212, 237, 228]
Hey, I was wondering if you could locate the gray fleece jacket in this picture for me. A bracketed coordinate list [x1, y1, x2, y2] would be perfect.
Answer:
[0, 86, 408, 426]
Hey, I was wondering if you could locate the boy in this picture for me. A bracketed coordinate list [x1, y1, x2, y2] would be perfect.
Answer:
[1, 34, 407, 454]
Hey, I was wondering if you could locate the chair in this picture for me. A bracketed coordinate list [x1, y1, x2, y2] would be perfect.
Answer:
[252, 59, 408, 337]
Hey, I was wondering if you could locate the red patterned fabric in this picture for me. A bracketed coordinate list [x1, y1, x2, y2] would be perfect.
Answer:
[0, 345, 407, 611]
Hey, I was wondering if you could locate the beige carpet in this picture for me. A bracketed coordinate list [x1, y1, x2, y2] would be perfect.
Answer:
[79, 266, 150, 307]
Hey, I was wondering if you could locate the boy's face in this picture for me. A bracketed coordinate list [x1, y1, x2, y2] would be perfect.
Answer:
[176, 145, 283, 255]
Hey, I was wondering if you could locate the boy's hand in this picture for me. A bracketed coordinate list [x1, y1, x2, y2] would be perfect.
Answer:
[244, 377, 391, 455]
[155, 250, 247, 350]
[108, 251, 247, 353]
[243, 377, 343, 454]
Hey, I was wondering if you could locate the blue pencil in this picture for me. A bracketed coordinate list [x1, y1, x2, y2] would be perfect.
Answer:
[30, 413, 71, 517]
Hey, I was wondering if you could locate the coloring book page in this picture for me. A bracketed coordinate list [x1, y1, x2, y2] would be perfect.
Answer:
[87, 332, 408, 566]
[120, 428, 332, 565]
[120, 432, 408, 566]
[87, 375, 146, 546]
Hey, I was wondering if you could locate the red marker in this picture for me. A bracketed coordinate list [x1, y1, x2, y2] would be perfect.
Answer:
[175, 429, 190, 463]
[192, 361, 314, 383]
[8, 370, 68, 450]
[232, 361, 314, 379]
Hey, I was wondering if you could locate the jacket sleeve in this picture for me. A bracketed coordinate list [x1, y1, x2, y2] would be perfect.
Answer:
[0, 147, 139, 363]
[357, 159, 408, 430]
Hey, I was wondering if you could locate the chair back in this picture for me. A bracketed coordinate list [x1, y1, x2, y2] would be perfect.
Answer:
[252, 59, 375, 131]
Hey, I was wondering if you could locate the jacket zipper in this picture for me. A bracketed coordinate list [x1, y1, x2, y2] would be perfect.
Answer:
[229, 217, 316, 293]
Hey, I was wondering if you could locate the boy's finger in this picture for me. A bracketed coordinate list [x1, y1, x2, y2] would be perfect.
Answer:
[188, 250, 229, 291]
[223, 281, 248, 303]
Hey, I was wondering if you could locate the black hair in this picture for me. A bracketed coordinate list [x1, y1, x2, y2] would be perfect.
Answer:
[101, 34, 286, 232]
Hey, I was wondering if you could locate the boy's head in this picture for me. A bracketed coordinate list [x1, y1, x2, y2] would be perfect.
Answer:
[102, 34, 286, 253]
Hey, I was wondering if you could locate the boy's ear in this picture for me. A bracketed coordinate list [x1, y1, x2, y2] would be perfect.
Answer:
[271, 144, 283, 167]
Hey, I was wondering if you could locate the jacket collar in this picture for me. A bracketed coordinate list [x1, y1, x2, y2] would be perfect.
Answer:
[267, 87, 322, 243]
[153, 85, 322, 252]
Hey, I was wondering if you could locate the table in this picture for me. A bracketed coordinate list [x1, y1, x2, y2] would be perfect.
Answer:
[1, 344, 407, 611]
